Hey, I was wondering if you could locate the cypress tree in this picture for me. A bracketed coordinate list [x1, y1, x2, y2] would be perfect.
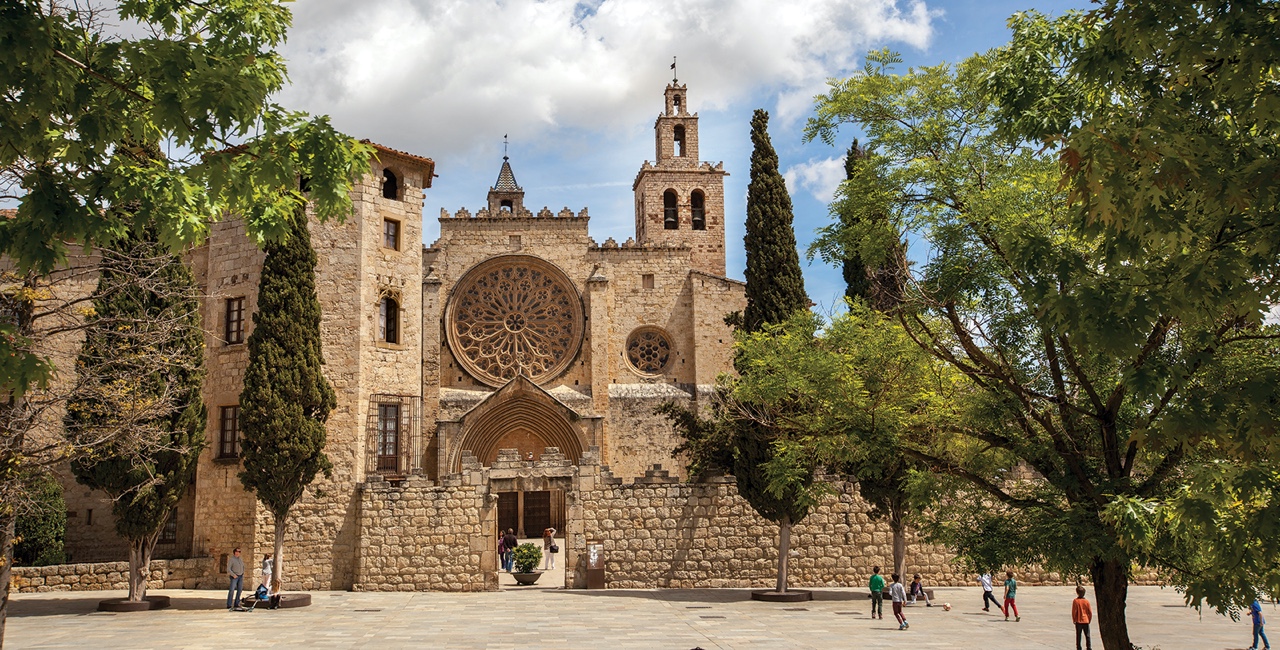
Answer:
[735, 110, 812, 595]
[840, 140, 871, 304]
[238, 210, 336, 592]
[743, 109, 808, 333]
[66, 227, 206, 603]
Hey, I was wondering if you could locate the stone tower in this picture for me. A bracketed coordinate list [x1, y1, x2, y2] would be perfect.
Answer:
[633, 81, 729, 276]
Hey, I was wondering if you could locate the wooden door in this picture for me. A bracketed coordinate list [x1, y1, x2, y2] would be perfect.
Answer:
[497, 492, 518, 536]
[523, 490, 551, 537]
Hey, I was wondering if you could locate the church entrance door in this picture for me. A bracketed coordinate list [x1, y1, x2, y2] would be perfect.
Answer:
[495, 490, 565, 538]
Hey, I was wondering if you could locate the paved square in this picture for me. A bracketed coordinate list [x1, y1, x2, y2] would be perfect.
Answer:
[7, 585, 1264, 649]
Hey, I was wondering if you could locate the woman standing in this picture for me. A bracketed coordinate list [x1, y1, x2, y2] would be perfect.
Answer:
[542, 527, 557, 570]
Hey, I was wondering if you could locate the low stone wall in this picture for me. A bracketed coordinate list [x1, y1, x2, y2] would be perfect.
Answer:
[353, 473, 494, 592]
[571, 469, 970, 589]
[12, 557, 218, 593]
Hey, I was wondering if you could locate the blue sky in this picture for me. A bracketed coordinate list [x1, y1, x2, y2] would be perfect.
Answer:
[277, 0, 1093, 313]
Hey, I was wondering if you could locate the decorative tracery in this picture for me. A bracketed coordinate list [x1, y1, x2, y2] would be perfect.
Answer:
[626, 327, 673, 375]
[447, 256, 584, 386]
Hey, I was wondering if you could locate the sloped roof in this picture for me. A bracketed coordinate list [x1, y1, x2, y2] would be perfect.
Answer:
[492, 156, 521, 192]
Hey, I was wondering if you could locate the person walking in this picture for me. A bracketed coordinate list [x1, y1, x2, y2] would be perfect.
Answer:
[869, 566, 886, 619]
[542, 527, 557, 570]
[1072, 585, 1093, 650]
[1250, 597, 1271, 650]
[890, 573, 909, 630]
[980, 571, 1000, 611]
[908, 574, 932, 607]
[502, 528, 518, 572]
[1002, 570, 1020, 622]
[226, 547, 245, 611]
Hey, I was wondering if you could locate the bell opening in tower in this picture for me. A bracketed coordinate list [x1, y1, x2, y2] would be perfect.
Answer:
[663, 190, 678, 229]
[674, 125, 685, 157]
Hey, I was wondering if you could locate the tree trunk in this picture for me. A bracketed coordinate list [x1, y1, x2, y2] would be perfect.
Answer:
[890, 507, 906, 581]
[127, 533, 160, 602]
[775, 514, 792, 593]
[1091, 558, 1132, 650]
[272, 512, 287, 591]
[1, 512, 15, 649]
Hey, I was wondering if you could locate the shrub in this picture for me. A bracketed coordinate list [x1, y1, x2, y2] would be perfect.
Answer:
[513, 542, 542, 573]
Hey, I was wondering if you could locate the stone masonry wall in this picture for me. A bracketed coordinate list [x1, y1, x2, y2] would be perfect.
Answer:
[12, 558, 218, 593]
[353, 474, 494, 592]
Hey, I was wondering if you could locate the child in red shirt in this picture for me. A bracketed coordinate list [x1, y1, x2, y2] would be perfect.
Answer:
[1072, 586, 1093, 650]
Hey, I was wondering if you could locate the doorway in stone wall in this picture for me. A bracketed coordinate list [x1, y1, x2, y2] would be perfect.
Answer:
[496, 490, 565, 537]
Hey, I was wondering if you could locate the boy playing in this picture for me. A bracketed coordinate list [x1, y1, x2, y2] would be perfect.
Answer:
[980, 571, 999, 611]
[1072, 586, 1093, 650]
[908, 574, 932, 606]
[869, 567, 885, 619]
[890, 573, 909, 630]
[1003, 570, 1020, 622]
[1251, 598, 1271, 650]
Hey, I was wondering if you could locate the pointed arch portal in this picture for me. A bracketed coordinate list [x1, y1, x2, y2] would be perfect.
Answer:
[451, 375, 585, 472]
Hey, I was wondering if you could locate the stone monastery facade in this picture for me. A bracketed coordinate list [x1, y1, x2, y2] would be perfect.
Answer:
[58, 82, 749, 587]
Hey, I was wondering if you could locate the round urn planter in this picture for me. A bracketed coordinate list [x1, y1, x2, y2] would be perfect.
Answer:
[511, 571, 543, 586]
[751, 589, 812, 603]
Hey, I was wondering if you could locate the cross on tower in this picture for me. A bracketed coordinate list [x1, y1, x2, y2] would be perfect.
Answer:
[671, 56, 677, 83]
[503, 134, 509, 160]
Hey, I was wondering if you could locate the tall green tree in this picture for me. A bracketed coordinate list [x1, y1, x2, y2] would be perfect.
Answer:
[742, 109, 809, 332]
[806, 43, 1280, 650]
[0, 2, 369, 638]
[238, 210, 336, 592]
[65, 227, 206, 603]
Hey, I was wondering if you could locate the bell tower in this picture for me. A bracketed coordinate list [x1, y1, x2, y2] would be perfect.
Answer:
[633, 80, 729, 276]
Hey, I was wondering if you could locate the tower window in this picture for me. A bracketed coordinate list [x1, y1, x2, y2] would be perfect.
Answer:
[500, 199, 513, 212]
[383, 219, 401, 250]
[663, 190, 678, 229]
[224, 297, 245, 345]
[379, 295, 400, 344]
[218, 406, 240, 459]
[673, 125, 685, 157]
[674, 95, 682, 112]
[691, 190, 706, 230]
[382, 169, 398, 200]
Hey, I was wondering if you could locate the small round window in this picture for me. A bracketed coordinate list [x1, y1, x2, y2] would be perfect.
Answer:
[626, 327, 673, 375]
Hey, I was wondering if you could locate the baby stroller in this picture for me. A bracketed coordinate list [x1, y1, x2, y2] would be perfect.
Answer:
[240, 583, 269, 611]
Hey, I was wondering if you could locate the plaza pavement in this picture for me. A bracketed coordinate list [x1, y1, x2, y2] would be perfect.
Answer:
[7, 584, 1266, 649]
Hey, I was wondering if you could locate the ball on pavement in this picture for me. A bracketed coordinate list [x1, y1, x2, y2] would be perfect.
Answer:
[942, 603, 951, 611]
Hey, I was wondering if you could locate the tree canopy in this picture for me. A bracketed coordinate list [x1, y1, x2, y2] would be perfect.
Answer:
[0, 0, 373, 397]
[806, 33, 1280, 650]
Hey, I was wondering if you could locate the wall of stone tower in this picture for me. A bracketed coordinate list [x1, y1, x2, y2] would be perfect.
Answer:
[634, 167, 728, 277]
[191, 154, 429, 590]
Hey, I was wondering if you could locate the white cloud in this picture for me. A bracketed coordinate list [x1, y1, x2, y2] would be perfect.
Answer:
[278, 0, 935, 159]
[783, 156, 846, 203]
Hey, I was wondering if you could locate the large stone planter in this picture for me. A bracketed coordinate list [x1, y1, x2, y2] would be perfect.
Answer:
[97, 595, 171, 612]
[511, 572, 542, 586]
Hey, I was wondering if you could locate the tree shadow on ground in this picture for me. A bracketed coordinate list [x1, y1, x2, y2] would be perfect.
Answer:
[8, 592, 228, 617]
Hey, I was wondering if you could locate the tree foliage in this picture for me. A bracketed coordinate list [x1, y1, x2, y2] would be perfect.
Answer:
[742, 109, 809, 333]
[65, 226, 206, 601]
[13, 471, 66, 567]
[0, 0, 373, 398]
[238, 209, 336, 590]
[806, 34, 1280, 649]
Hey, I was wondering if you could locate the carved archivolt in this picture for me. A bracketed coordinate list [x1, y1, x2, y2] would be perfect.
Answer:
[625, 326, 673, 375]
[446, 255, 584, 386]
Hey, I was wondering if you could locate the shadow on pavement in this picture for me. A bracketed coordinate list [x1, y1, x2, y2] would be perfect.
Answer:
[9, 592, 227, 617]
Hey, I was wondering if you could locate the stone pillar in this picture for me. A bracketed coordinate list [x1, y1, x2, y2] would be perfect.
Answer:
[585, 268, 610, 464]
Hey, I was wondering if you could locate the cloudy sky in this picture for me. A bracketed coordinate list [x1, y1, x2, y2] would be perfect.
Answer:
[275, 0, 1091, 313]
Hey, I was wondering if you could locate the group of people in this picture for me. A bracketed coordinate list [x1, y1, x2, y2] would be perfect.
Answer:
[497, 527, 560, 572]
[225, 547, 282, 611]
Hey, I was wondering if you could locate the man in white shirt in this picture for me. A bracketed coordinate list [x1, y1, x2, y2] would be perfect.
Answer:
[980, 571, 1000, 611]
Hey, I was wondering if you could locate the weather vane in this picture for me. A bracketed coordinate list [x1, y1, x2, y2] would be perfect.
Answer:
[503, 134, 509, 160]
[671, 56, 677, 83]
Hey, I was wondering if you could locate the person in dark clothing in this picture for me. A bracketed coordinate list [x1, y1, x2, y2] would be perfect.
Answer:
[502, 529, 518, 572]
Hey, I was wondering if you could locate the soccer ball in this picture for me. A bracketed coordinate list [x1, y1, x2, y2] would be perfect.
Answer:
[942, 603, 952, 611]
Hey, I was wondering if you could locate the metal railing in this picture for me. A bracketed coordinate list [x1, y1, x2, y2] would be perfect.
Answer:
[365, 394, 422, 476]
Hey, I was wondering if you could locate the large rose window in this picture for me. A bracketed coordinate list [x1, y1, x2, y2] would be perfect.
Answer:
[446, 256, 584, 386]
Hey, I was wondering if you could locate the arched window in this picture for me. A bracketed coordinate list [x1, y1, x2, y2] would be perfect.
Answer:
[673, 125, 685, 157]
[663, 190, 678, 229]
[499, 199, 513, 213]
[690, 190, 706, 230]
[379, 296, 399, 344]
[382, 169, 398, 200]
[673, 95, 682, 112]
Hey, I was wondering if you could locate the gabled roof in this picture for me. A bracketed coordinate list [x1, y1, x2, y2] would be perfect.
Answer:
[492, 156, 521, 192]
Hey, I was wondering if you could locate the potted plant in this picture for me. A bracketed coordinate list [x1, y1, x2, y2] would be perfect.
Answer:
[511, 543, 543, 585]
